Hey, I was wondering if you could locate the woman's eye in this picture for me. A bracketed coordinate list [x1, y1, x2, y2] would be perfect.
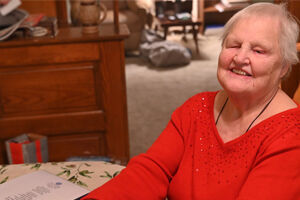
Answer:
[228, 45, 239, 48]
[254, 49, 264, 54]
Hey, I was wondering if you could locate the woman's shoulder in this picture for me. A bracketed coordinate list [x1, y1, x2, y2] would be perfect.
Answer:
[258, 105, 299, 151]
[259, 123, 300, 157]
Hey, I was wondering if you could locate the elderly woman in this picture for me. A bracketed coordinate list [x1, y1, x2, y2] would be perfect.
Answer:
[83, 3, 300, 200]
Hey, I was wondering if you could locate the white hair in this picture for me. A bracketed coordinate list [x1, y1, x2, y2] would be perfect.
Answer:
[221, 3, 299, 75]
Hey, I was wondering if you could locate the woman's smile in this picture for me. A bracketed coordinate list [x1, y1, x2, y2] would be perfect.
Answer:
[231, 68, 252, 76]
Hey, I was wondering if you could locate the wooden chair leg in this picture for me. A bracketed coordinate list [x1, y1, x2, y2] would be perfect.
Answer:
[193, 25, 199, 54]
[163, 27, 168, 40]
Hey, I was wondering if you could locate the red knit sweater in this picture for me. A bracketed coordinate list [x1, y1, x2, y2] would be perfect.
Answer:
[83, 91, 300, 200]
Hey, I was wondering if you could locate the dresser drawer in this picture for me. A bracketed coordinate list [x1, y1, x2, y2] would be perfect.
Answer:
[0, 62, 101, 115]
[0, 61, 106, 137]
[48, 133, 106, 161]
[0, 43, 100, 66]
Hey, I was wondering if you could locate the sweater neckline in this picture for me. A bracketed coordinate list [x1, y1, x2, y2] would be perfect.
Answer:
[210, 91, 300, 146]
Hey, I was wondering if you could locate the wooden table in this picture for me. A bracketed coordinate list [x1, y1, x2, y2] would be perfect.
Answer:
[0, 24, 130, 164]
[156, 17, 202, 53]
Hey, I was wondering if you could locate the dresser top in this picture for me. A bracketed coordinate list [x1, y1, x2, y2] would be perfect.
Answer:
[0, 24, 130, 48]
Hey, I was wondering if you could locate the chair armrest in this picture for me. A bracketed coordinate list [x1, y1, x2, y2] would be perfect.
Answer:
[126, 0, 154, 27]
[126, 0, 154, 15]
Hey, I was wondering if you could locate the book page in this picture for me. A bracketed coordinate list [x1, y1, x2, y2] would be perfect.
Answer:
[0, 170, 89, 200]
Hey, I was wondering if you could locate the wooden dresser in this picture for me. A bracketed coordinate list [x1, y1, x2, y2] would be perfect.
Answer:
[0, 24, 130, 164]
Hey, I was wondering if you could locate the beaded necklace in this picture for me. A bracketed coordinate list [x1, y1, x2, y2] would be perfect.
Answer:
[215, 89, 278, 133]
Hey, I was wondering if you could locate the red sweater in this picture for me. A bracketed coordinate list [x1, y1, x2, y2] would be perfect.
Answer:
[83, 91, 300, 200]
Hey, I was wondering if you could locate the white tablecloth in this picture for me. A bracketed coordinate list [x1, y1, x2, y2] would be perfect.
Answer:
[0, 161, 125, 191]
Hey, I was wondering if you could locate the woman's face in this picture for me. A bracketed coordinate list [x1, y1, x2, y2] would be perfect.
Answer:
[217, 16, 288, 98]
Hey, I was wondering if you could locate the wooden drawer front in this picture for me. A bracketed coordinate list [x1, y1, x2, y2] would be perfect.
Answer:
[48, 133, 106, 162]
[0, 43, 99, 66]
[0, 63, 100, 115]
[0, 110, 105, 139]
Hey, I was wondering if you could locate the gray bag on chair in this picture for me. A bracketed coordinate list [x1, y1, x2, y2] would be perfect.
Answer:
[140, 29, 191, 67]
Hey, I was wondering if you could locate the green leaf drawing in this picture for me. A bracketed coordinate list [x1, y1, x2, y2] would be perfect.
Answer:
[57, 163, 93, 188]
[0, 166, 7, 174]
[0, 176, 8, 184]
[77, 180, 88, 187]
[103, 162, 112, 165]
[56, 171, 64, 176]
[68, 176, 77, 183]
[100, 170, 120, 179]
[66, 164, 76, 168]
[100, 171, 112, 178]
[57, 168, 71, 177]
[51, 162, 58, 165]
[30, 163, 41, 170]
[113, 171, 120, 178]
[79, 170, 94, 178]
[0, 168, 7, 175]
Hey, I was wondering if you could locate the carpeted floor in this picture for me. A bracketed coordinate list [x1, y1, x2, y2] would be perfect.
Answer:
[125, 27, 223, 157]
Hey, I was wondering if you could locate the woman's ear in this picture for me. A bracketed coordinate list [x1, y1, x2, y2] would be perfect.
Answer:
[280, 63, 290, 78]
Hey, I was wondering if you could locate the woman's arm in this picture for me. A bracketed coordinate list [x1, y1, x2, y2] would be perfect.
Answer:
[82, 98, 193, 200]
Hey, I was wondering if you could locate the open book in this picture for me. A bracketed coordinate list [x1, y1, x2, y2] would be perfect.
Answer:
[0, 170, 89, 200]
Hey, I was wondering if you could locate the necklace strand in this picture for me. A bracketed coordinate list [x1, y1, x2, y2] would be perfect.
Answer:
[215, 89, 278, 133]
[215, 97, 228, 125]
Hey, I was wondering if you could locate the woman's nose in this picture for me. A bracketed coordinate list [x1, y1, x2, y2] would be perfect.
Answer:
[233, 48, 250, 65]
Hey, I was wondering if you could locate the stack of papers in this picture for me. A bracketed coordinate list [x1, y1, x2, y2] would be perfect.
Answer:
[0, 9, 27, 41]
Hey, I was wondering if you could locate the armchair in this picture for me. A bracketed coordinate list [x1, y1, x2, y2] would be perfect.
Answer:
[101, 0, 154, 51]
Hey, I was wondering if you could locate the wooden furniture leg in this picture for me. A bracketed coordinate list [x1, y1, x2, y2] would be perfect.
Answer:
[192, 24, 199, 54]
[182, 25, 187, 42]
[113, 0, 119, 32]
[163, 26, 168, 39]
